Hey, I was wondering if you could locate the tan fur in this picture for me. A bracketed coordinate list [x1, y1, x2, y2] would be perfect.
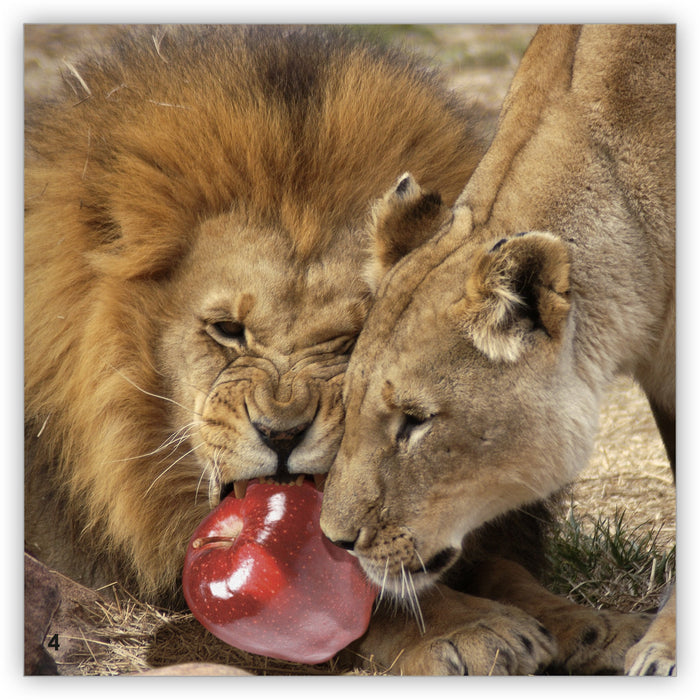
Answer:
[321, 25, 675, 675]
[24, 25, 493, 604]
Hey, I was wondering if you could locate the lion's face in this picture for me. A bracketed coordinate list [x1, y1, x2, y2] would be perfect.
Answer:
[157, 211, 370, 505]
[320, 182, 600, 595]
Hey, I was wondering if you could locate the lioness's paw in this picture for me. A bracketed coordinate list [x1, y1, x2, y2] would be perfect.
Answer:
[548, 608, 653, 675]
[625, 641, 676, 676]
[398, 610, 557, 675]
[624, 587, 675, 676]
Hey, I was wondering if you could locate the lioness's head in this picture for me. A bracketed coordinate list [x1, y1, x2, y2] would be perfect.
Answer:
[320, 175, 600, 595]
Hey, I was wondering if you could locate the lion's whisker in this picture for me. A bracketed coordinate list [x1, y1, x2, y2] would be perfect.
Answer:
[145, 442, 204, 495]
[112, 421, 202, 463]
[211, 450, 224, 503]
[195, 475, 205, 503]
[195, 463, 209, 505]
[157, 422, 202, 459]
[110, 365, 201, 416]
[202, 448, 224, 506]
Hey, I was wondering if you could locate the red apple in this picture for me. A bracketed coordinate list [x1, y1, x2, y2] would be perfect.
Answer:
[182, 479, 377, 664]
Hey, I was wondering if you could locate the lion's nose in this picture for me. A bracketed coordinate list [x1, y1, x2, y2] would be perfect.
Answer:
[253, 421, 310, 468]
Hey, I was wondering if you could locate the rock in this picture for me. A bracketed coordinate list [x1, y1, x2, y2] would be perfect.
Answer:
[24, 553, 60, 675]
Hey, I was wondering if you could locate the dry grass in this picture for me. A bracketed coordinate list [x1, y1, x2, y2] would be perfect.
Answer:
[361, 24, 537, 112]
[53, 582, 354, 676]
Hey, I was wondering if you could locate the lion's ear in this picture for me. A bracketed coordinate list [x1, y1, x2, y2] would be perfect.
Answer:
[365, 173, 452, 291]
[452, 232, 571, 362]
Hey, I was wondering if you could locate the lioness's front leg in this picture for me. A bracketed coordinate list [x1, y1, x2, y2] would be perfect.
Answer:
[466, 558, 654, 674]
[347, 583, 557, 675]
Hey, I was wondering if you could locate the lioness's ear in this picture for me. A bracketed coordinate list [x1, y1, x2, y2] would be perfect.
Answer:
[452, 232, 571, 362]
[365, 173, 452, 292]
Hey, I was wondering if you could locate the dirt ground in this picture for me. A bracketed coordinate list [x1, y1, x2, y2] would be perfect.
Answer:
[23, 24, 676, 675]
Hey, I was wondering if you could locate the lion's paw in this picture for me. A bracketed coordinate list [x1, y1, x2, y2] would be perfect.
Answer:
[398, 610, 557, 675]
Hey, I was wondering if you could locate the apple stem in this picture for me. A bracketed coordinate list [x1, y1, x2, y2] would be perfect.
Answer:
[191, 536, 235, 550]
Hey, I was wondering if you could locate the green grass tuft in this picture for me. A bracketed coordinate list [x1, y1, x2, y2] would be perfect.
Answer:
[544, 503, 675, 614]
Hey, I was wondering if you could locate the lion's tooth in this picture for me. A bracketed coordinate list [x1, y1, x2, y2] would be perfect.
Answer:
[233, 481, 247, 499]
[295, 474, 305, 486]
[313, 473, 327, 492]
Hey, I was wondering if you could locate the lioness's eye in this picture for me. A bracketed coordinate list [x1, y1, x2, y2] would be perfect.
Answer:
[396, 412, 431, 444]
[207, 320, 246, 346]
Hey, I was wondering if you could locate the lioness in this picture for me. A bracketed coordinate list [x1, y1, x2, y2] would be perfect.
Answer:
[24, 25, 501, 671]
[321, 24, 675, 675]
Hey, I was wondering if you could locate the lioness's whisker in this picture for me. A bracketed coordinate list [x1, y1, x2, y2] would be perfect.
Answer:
[414, 549, 428, 575]
[407, 570, 426, 635]
[377, 559, 390, 606]
[399, 562, 425, 635]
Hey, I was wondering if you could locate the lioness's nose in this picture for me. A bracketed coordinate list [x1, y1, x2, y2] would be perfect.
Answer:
[320, 451, 381, 549]
[320, 508, 359, 550]
[330, 535, 357, 551]
[324, 525, 377, 554]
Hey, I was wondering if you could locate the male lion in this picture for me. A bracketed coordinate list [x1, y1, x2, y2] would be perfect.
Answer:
[24, 25, 500, 669]
[321, 25, 675, 675]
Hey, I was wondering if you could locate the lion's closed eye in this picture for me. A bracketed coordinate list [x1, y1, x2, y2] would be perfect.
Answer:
[206, 320, 246, 347]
